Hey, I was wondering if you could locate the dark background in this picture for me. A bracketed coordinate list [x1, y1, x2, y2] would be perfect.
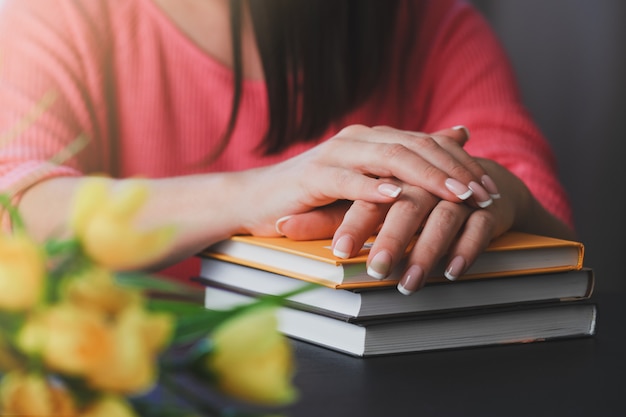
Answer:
[470, 0, 626, 294]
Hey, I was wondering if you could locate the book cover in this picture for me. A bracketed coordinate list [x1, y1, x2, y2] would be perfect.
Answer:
[200, 231, 584, 289]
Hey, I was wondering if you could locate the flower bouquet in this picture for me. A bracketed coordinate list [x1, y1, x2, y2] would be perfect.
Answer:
[0, 177, 310, 417]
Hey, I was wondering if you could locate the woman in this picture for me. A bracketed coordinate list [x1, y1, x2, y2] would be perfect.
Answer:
[0, 0, 574, 294]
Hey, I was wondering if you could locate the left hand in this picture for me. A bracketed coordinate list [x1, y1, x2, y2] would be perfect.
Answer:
[277, 157, 528, 295]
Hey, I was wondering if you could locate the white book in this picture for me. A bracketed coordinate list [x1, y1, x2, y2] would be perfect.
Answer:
[204, 287, 597, 357]
[197, 258, 595, 320]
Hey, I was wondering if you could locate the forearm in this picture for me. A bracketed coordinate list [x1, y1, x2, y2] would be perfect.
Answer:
[18, 173, 249, 267]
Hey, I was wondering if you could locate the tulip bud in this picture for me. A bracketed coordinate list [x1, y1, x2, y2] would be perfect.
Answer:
[71, 178, 175, 271]
[0, 233, 46, 312]
[207, 306, 297, 406]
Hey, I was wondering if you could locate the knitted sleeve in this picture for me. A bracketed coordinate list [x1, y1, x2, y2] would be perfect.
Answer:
[0, 0, 112, 195]
[0, 0, 117, 229]
[414, 0, 573, 226]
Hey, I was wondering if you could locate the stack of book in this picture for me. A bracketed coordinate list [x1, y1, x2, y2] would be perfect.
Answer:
[196, 231, 596, 357]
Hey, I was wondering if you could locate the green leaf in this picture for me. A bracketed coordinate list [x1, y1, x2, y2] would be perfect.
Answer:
[116, 272, 203, 300]
[0, 311, 25, 335]
[147, 299, 210, 315]
[44, 238, 82, 258]
[0, 328, 29, 372]
[147, 280, 318, 346]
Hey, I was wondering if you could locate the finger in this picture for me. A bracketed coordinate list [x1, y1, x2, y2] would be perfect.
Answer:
[430, 129, 481, 176]
[362, 186, 439, 280]
[431, 128, 501, 201]
[365, 126, 474, 182]
[375, 125, 500, 205]
[377, 125, 470, 146]
[379, 126, 497, 207]
[331, 200, 389, 259]
[396, 201, 473, 295]
[432, 125, 471, 146]
[276, 201, 351, 240]
[332, 125, 478, 203]
[430, 134, 499, 206]
[442, 208, 497, 281]
[297, 163, 404, 205]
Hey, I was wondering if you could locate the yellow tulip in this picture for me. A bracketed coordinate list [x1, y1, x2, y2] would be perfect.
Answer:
[17, 302, 172, 395]
[17, 304, 114, 376]
[86, 306, 173, 394]
[70, 178, 175, 270]
[0, 233, 45, 312]
[79, 396, 138, 417]
[0, 371, 77, 416]
[62, 266, 142, 316]
[208, 306, 297, 406]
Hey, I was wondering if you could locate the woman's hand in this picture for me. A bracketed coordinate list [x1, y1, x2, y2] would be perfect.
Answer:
[394, 158, 538, 294]
[237, 124, 504, 294]
[235, 125, 496, 237]
[274, 161, 501, 295]
[276, 154, 573, 295]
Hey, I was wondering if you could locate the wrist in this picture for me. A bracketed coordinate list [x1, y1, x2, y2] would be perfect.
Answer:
[476, 158, 530, 233]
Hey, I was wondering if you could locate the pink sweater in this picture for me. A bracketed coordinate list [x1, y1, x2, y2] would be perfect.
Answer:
[0, 0, 572, 279]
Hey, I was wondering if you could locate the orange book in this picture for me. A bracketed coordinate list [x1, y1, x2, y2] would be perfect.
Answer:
[200, 231, 584, 289]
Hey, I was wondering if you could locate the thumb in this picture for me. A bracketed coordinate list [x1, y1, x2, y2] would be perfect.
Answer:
[275, 202, 350, 240]
[432, 125, 471, 146]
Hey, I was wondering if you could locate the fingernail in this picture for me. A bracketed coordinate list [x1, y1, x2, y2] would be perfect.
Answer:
[274, 215, 293, 236]
[397, 264, 425, 295]
[378, 183, 402, 198]
[452, 125, 471, 139]
[468, 181, 493, 208]
[333, 235, 354, 259]
[367, 250, 392, 280]
[481, 174, 501, 199]
[445, 178, 473, 200]
[444, 255, 466, 281]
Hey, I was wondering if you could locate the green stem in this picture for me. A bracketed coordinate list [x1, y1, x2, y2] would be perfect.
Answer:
[0, 194, 25, 232]
[44, 238, 82, 258]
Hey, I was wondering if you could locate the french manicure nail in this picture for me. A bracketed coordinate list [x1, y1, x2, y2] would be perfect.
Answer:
[444, 255, 466, 281]
[274, 215, 293, 236]
[378, 183, 402, 198]
[468, 181, 493, 208]
[333, 235, 354, 259]
[452, 125, 471, 139]
[445, 178, 473, 200]
[481, 174, 501, 199]
[397, 264, 425, 295]
[367, 250, 392, 280]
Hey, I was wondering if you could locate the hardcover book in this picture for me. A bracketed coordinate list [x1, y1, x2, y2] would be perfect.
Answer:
[200, 232, 585, 289]
[196, 260, 594, 320]
[204, 287, 597, 357]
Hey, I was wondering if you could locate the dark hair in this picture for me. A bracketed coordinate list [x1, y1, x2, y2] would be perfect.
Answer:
[221, 0, 402, 156]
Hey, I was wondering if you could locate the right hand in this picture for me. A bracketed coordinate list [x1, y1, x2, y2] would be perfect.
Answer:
[233, 124, 493, 237]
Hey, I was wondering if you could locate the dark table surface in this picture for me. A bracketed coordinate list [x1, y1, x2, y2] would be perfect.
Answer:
[283, 288, 625, 417]
[142, 278, 624, 417]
